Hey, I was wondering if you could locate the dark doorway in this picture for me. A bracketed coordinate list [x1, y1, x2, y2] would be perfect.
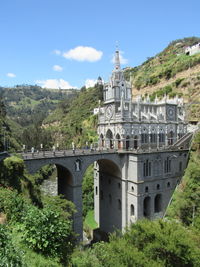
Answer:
[154, 194, 162, 213]
[143, 196, 151, 218]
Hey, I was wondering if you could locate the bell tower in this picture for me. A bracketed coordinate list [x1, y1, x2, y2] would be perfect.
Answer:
[103, 46, 132, 106]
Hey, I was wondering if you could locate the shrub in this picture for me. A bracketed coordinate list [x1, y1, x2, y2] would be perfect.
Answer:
[21, 206, 75, 264]
[0, 187, 29, 223]
[175, 78, 184, 87]
[0, 224, 25, 266]
[1, 156, 24, 191]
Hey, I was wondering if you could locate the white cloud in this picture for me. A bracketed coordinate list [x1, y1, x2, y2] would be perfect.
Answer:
[36, 79, 76, 89]
[63, 46, 103, 62]
[111, 50, 128, 65]
[7, 72, 16, 78]
[53, 49, 61, 55]
[85, 79, 97, 88]
[53, 65, 63, 72]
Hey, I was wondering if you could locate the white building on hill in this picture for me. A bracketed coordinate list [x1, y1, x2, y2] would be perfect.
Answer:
[185, 43, 200, 56]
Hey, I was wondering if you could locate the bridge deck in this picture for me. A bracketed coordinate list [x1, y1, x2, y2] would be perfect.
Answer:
[22, 146, 189, 161]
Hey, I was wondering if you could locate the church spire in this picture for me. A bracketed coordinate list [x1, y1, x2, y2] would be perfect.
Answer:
[114, 42, 121, 71]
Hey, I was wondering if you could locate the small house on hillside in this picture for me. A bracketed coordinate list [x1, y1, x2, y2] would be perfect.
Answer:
[185, 43, 200, 56]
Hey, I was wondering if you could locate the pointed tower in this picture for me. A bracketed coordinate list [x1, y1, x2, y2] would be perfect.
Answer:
[103, 46, 131, 105]
[98, 46, 133, 150]
[114, 45, 121, 71]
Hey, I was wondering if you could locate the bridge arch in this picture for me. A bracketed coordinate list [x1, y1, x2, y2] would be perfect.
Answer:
[93, 158, 122, 233]
[30, 162, 75, 200]
[24, 152, 123, 239]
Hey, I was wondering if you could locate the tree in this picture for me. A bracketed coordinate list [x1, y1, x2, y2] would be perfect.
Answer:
[21, 206, 75, 264]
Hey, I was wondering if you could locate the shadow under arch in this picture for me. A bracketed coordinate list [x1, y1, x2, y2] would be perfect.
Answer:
[57, 164, 74, 200]
[93, 158, 122, 234]
[34, 163, 74, 203]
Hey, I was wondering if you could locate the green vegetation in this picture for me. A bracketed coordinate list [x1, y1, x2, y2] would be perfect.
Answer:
[124, 37, 200, 121]
[0, 156, 75, 266]
[43, 84, 103, 148]
[73, 219, 200, 267]
[1, 85, 77, 127]
[21, 206, 74, 264]
[0, 85, 78, 151]
[1, 37, 200, 266]
[0, 224, 24, 267]
[82, 165, 94, 218]
[124, 37, 200, 90]
[167, 131, 200, 229]
[84, 210, 98, 230]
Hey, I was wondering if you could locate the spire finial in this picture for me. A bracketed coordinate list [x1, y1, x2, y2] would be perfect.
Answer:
[114, 41, 120, 71]
[116, 41, 119, 51]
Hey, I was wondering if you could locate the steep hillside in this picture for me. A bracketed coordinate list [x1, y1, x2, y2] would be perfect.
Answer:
[124, 37, 200, 121]
[0, 97, 22, 151]
[1, 85, 78, 127]
[167, 131, 200, 229]
[43, 84, 103, 149]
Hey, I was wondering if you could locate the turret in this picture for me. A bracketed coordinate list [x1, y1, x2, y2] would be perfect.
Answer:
[114, 46, 121, 71]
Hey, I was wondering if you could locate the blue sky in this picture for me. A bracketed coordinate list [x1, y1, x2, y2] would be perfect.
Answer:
[0, 0, 199, 89]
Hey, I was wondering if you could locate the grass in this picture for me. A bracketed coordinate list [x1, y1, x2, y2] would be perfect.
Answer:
[11, 224, 62, 267]
[84, 210, 98, 230]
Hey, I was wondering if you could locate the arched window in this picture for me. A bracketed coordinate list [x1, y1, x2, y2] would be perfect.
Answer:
[106, 129, 114, 149]
[150, 131, 157, 143]
[154, 194, 162, 213]
[126, 136, 130, 150]
[143, 196, 151, 218]
[131, 186, 134, 192]
[167, 182, 171, 188]
[143, 160, 152, 177]
[134, 135, 138, 149]
[116, 133, 121, 149]
[179, 162, 182, 172]
[95, 186, 98, 195]
[168, 131, 174, 145]
[141, 128, 148, 144]
[145, 186, 149, 193]
[118, 199, 121, 210]
[159, 130, 165, 143]
[156, 184, 160, 190]
[164, 157, 171, 173]
[100, 134, 104, 147]
[130, 204, 135, 216]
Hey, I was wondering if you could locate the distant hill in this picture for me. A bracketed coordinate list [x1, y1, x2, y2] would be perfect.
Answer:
[124, 37, 200, 121]
[0, 97, 22, 151]
[43, 85, 103, 149]
[0, 85, 78, 127]
[0, 85, 78, 150]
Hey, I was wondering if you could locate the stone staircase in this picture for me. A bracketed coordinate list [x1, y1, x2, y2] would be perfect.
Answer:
[173, 132, 193, 149]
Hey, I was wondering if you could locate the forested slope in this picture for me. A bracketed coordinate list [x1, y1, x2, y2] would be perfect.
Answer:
[125, 37, 200, 121]
[43, 84, 103, 149]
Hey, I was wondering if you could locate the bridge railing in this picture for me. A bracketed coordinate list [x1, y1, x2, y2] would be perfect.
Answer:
[21, 143, 190, 160]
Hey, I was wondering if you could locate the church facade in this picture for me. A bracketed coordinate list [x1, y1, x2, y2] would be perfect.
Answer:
[97, 48, 187, 151]
[93, 48, 189, 234]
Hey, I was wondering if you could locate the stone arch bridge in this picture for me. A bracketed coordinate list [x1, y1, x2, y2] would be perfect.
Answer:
[23, 147, 189, 240]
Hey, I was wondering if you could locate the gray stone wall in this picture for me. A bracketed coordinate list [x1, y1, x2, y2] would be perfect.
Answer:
[24, 149, 189, 240]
